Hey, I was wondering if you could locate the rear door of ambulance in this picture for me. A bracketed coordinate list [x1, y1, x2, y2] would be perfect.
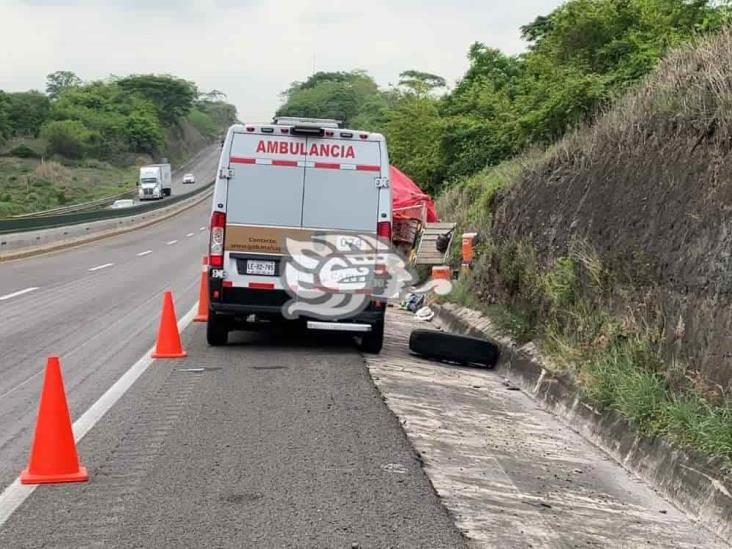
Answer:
[223, 128, 307, 292]
[221, 127, 386, 293]
[301, 135, 383, 234]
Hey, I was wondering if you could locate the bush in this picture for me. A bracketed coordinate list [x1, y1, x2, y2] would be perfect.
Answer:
[40, 120, 92, 159]
[7, 144, 40, 158]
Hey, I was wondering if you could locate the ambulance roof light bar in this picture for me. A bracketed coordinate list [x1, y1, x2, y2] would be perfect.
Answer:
[273, 116, 341, 128]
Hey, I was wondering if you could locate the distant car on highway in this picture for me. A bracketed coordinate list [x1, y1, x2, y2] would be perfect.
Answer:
[182, 173, 196, 185]
[110, 199, 135, 209]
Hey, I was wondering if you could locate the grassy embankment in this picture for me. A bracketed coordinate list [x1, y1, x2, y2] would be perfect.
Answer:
[438, 32, 732, 469]
[0, 112, 221, 217]
[0, 154, 138, 217]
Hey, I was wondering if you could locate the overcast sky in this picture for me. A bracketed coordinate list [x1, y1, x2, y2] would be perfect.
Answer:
[0, 0, 564, 121]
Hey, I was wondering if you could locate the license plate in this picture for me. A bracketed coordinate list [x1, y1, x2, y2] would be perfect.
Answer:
[246, 260, 276, 276]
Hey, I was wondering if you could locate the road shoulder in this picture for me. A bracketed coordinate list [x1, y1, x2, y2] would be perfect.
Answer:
[364, 308, 725, 547]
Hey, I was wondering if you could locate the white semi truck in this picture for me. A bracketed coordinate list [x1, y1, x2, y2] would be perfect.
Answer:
[138, 163, 172, 200]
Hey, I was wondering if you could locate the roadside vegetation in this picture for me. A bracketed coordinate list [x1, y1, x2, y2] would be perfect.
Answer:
[0, 72, 237, 216]
[0, 157, 137, 217]
[435, 27, 732, 467]
[277, 0, 730, 194]
[278, 0, 732, 466]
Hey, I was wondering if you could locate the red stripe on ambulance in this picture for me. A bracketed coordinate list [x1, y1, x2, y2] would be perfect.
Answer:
[313, 162, 340, 170]
[272, 159, 298, 168]
[229, 157, 380, 172]
[230, 157, 256, 164]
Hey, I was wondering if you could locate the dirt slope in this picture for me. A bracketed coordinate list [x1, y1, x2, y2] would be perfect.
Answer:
[489, 32, 732, 390]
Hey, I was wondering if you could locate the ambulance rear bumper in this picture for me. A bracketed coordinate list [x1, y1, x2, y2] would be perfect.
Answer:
[209, 285, 385, 323]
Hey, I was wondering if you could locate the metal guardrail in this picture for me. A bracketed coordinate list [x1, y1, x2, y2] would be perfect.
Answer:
[11, 189, 137, 219]
[0, 181, 214, 235]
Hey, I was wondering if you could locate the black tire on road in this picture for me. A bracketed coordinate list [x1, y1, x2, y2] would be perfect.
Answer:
[359, 320, 385, 354]
[207, 310, 229, 346]
[408, 329, 499, 368]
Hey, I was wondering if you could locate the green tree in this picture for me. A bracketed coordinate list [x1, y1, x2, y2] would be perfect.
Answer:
[268, 0, 732, 191]
[384, 93, 444, 193]
[41, 119, 93, 158]
[46, 71, 82, 99]
[200, 89, 227, 102]
[194, 96, 238, 129]
[438, 46, 522, 179]
[277, 71, 383, 127]
[117, 74, 196, 125]
[398, 70, 447, 97]
[50, 80, 164, 158]
[6, 91, 50, 137]
[126, 112, 163, 154]
[521, 0, 723, 92]
[0, 91, 11, 141]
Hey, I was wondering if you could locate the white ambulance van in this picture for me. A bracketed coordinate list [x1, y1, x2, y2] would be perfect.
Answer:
[206, 117, 392, 353]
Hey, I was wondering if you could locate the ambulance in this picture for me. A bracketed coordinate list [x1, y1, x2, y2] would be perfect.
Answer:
[206, 117, 392, 352]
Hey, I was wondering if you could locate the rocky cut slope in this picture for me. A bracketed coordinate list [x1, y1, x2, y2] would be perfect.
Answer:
[487, 30, 732, 392]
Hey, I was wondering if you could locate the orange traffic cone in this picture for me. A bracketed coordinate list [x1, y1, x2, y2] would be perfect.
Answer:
[151, 291, 187, 359]
[21, 356, 88, 484]
[194, 256, 209, 323]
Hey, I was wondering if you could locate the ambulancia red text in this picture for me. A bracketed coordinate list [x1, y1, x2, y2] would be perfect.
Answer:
[255, 140, 356, 159]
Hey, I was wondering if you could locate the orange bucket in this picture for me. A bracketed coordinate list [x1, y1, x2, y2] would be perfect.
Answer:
[461, 232, 478, 265]
[431, 265, 451, 281]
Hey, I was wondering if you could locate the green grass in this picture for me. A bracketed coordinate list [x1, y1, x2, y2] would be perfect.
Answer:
[0, 157, 137, 217]
[440, 273, 482, 309]
[663, 395, 732, 460]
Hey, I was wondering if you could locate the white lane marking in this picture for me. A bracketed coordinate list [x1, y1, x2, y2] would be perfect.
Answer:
[0, 287, 39, 301]
[166, 240, 178, 246]
[88, 263, 114, 272]
[186, 233, 194, 238]
[0, 371, 43, 401]
[0, 302, 198, 528]
[199, 227, 206, 232]
[137, 250, 153, 257]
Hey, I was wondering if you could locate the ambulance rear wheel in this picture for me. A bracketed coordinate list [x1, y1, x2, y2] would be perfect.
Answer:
[207, 310, 229, 346]
[359, 320, 384, 354]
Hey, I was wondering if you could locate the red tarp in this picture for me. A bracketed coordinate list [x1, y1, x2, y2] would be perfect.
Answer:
[390, 166, 438, 223]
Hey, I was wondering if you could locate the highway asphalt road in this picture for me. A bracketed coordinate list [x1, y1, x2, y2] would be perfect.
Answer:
[0, 144, 223, 493]
[0, 327, 465, 548]
[0, 196, 211, 493]
[0, 146, 466, 547]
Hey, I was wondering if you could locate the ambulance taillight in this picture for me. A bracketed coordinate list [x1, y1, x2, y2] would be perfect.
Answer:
[209, 211, 226, 268]
[377, 220, 392, 242]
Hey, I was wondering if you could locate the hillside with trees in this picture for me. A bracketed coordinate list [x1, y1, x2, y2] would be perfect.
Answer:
[277, 0, 730, 193]
[0, 72, 237, 216]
